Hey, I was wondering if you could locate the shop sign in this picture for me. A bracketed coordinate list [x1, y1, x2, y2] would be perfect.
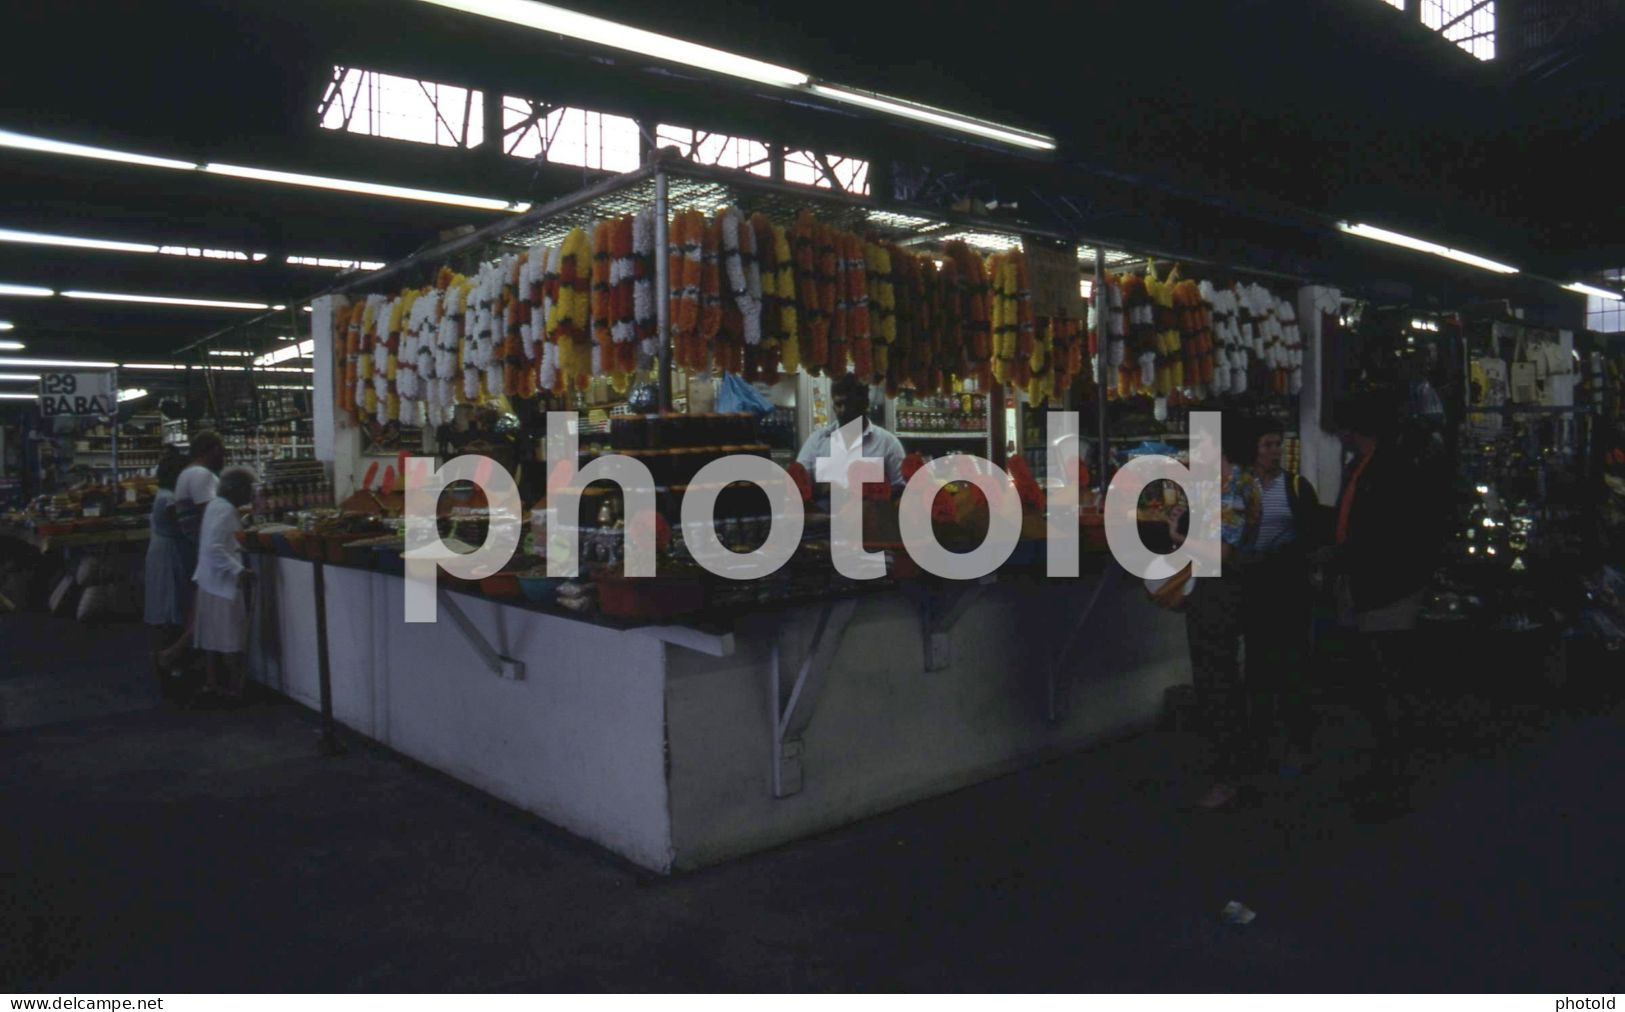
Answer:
[38, 370, 117, 418]
[1023, 239, 1088, 320]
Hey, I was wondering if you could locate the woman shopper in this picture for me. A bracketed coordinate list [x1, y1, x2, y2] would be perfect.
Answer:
[1242, 417, 1329, 773]
[144, 453, 190, 697]
[158, 430, 225, 671]
[1166, 418, 1260, 810]
[193, 465, 256, 701]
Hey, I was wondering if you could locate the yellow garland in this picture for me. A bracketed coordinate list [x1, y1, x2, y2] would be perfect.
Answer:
[773, 225, 800, 373]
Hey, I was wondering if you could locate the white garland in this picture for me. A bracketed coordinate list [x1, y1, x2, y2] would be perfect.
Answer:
[632, 209, 658, 365]
[719, 210, 762, 347]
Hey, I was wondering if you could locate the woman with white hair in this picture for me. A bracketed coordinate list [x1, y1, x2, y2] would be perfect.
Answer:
[193, 465, 257, 700]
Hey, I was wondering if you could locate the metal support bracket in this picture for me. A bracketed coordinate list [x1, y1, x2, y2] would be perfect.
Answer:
[1046, 572, 1115, 723]
[438, 589, 525, 680]
[918, 574, 996, 672]
[769, 597, 857, 798]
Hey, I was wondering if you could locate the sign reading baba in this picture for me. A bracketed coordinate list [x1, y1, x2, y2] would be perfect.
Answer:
[400, 411, 1226, 623]
[39, 370, 117, 418]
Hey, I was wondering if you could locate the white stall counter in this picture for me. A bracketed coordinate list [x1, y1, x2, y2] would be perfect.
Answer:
[249, 555, 1189, 873]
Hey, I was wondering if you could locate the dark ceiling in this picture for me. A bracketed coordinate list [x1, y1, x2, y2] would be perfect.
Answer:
[0, 0, 1620, 362]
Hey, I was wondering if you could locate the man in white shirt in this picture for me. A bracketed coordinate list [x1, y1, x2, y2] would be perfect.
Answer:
[795, 374, 906, 505]
[174, 429, 224, 547]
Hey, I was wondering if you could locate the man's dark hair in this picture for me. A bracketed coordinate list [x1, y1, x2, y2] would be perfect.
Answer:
[190, 429, 224, 460]
[1332, 389, 1398, 441]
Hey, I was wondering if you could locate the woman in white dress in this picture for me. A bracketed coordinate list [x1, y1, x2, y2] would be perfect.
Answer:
[193, 465, 256, 699]
[145, 454, 190, 695]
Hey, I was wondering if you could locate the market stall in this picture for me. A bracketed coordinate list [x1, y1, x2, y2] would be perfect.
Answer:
[224, 150, 1373, 872]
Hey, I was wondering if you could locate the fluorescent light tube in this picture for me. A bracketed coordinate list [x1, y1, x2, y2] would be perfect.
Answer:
[0, 283, 55, 297]
[416, 0, 809, 87]
[0, 228, 159, 254]
[0, 128, 199, 171]
[0, 372, 41, 381]
[808, 84, 1055, 150]
[288, 255, 388, 270]
[1563, 282, 1623, 302]
[0, 392, 37, 400]
[1339, 222, 1518, 274]
[0, 321, 13, 329]
[204, 162, 525, 212]
[209, 349, 255, 357]
[0, 341, 23, 351]
[62, 291, 270, 310]
[0, 356, 118, 368]
[121, 363, 191, 371]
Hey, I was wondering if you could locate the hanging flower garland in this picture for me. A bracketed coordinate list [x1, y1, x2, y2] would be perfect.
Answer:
[748, 213, 783, 384]
[790, 212, 825, 375]
[548, 227, 594, 393]
[697, 213, 724, 371]
[864, 240, 894, 386]
[381, 291, 411, 425]
[989, 251, 1019, 387]
[609, 215, 637, 385]
[356, 295, 383, 421]
[503, 254, 529, 399]
[632, 209, 659, 370]
[839, 232, 870, 380]
[884, 242, 917, 396]
[590, 219, 615, 375]
[931, 254, 961, 395]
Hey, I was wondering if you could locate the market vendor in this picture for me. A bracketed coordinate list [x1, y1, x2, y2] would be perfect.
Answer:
[795, 374, 905, 506]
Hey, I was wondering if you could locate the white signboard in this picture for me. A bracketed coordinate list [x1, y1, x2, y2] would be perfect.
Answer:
[38, 370, 117, 417]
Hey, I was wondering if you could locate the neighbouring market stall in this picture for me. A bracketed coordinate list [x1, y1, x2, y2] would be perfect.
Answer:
[203, 150, 1622, 872]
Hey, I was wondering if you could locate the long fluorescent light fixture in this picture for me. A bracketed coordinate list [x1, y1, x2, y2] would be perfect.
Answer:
[63, 290, 270, 310]
[0, 283, 54, 297]
[0, 392, 38, 400]
[0, 230, 267, 261]
[0, 128, 198, 171]
[0, 321, 13, 330]
[0, 228, 159, 254]
[1563, 282, 1623, 302]
[411, 2, 1053, 149]
[0, 128, 526, 213]
[0, 356, 118, 368]
[0, 341, 23, 351]
[0, 372, 41, 381]
[1339, 222, 1518, 274]
[808, 84, 1055, 151]
[416, 0, 809, 87]
[204, 163, 526, 212]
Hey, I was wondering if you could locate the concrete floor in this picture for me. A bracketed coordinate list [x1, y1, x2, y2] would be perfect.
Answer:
[2, 611, 1622, 991]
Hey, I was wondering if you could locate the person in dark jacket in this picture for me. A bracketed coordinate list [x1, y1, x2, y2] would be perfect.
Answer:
[1242, 417, 1331, 772]
[1324, 390, 1446, 813]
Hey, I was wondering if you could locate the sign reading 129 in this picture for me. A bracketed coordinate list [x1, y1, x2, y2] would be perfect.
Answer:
[39, 370, 117, 418]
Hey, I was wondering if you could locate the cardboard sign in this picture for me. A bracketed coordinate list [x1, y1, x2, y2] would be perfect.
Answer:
[1023, 240, 1088, 320]
[38, 370, 117, 418]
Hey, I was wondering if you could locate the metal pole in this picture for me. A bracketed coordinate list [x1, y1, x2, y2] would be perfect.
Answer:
[312, 559, 340, 755]
[1094, 249, 1108, 486]
[109, 368, 120, 488]
[654, 168, 672, 412]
